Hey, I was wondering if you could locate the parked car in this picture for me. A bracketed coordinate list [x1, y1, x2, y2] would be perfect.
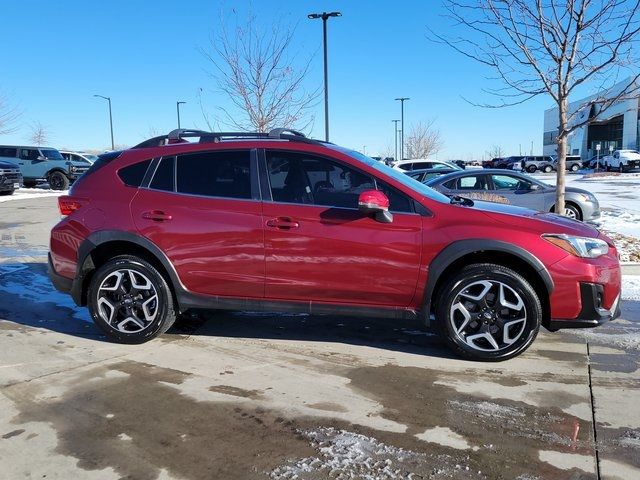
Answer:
[520, 156, 555, 173]
[392, 159, 461, 171]
[0, 158, 22, 195]
[425, 169, 600, 221]
[483, 158, 503, 168]
[547, 155, 581, 172]
[49, 128, 620, 361]
[496, 156, 524, 170]
[61, 151, 98, 164]
[602, 149, 640, 173]
[405, 167, 458, 183]
[0, 145, 90, 190]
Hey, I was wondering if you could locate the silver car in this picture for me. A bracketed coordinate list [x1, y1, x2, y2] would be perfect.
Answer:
[425, 169, 600, 221]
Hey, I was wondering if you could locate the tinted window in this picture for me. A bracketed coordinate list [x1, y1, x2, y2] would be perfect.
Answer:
[491, 174, 531, 191]
[41, 149, 63, 160]
[177, 150, 251, 199]
[267, 151, 412, 212]
[20, 149, 40, 160]
[0, 147, 17, 157]
[118, 160, 151, 187]
[150, 156, 175, 192]
[458, 175, 488, 190]
[442, 178, 457, 189]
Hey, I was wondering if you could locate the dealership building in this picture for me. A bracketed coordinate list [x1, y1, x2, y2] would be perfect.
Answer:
[543, 78, 640, 159]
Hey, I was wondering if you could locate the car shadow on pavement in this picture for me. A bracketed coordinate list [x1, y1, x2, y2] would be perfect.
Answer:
[168, 310, 459, 360]
[0, 261, 458, 359]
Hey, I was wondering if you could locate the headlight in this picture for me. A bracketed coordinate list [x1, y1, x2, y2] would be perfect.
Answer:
[542, 234, 609, 258]
[69, 166, 77, 173]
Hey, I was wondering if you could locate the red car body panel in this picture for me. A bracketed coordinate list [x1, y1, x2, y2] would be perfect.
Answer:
[48, 138, 622, 328]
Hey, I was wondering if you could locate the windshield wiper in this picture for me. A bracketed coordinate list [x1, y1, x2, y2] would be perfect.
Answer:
[449, 195, 474, 207]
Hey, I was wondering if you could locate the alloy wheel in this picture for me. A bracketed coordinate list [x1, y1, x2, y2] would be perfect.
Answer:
[449, 280, 527, 352]
[96, 269, 159, 333]
[564, 207, 577, 219]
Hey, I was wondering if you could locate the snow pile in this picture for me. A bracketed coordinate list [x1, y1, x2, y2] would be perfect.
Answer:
[622, 275, 640, 301]
[0, 187, 67, 203]
[595, 210, 640, 240]
[270, 427, 477, 479]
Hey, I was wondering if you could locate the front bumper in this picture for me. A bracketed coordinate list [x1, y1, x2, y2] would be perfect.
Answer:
[548, 282, 621, 330]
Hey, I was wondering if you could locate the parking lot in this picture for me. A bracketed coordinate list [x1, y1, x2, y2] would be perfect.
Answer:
[0, 192, 639, 479]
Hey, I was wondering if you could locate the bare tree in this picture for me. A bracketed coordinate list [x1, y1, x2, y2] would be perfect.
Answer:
[486, 144, 505, 159]
[405, 120, 444, 159]
[0, 93, 20, 135]
[378, 143, 396, 160]
[202, 11, 319, 132]
[431, 0, 640, 215]
[28, 121, 50, 145]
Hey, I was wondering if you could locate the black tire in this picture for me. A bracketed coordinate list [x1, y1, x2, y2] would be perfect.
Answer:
[48, 171, 70, 190]
[23, 180, 37, 188]
[87, 255, 176, 344]
[0, 189, 14, 196]
[570, 164, 579, 172]
[527, 165, 537, 173]
[565, 203, 582, 220]
[543, 165, 552, 173]
[436, 263, 541, 361]
[619, 164, 625, 173]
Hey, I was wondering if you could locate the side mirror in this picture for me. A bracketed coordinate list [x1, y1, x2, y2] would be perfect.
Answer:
[358, 189, 393, 223]
[529, 184, 541, 191]
[37, 155, 47, 161]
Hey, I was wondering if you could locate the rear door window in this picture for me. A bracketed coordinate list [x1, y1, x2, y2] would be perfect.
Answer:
[0, 147, 17, 157]
[149, 156, 175, 192]
[176, 150, 251, 199]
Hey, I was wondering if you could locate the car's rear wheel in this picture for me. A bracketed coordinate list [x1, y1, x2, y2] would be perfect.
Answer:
[436, 264, 541, 361]
[48, 171, 70, 190]
[527, 165, 537, 173]
[570, 164, 579, 172]
[88, 255, 176, 344]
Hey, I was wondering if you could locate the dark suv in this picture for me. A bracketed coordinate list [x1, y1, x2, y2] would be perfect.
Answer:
[49, 129, 621, 361]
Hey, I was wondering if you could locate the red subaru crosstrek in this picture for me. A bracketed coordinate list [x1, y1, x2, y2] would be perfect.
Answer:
[48, 129, 621, 361]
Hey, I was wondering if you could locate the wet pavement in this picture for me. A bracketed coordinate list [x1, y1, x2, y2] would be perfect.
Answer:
[1, 197, 639, 479]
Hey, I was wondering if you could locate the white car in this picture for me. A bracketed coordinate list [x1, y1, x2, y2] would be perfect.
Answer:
[60, 151, 98, 165]
[392, 159, 461, 171]
[602, 149, 640, 173]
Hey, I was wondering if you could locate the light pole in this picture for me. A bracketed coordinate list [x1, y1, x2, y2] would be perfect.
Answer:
[308, 11, 341, 142]
[392, 119, 400, 161]
[176, 101, 186, 129]
[94, 94, 114, 150]
[395, 97, 409, 159]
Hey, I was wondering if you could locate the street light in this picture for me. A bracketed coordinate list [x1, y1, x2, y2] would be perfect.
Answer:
[392, 119, 400, 161]
[395, 97, 409, 159]
[176, 101, 186, 129]
[308, 11, 341, 142]
[94, 94, 114, 150]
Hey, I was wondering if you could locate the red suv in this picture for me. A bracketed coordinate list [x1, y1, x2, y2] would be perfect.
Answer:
[48, 129, 621, 361]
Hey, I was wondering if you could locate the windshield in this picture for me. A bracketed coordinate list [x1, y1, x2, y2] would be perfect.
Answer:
[84, 154, 98, 162]
[335, 147, 450, 204]
[41, 149, 63, 160]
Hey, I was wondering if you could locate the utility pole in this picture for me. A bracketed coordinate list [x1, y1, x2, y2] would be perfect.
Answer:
[395, 98, 409, 159]
[176, 101, 186, 129]
[392, 119, 400, 161]
[308, 11, 342, 142]
[94, 94, 114, 150]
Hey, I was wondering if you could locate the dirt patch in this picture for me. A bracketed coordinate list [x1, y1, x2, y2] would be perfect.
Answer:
[345, 364, 597, 479]
[209, 385, 264, 399]
[6, 361, 315, 480]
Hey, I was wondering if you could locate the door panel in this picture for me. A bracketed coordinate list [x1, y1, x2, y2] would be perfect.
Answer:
[262, 150, 422, 306]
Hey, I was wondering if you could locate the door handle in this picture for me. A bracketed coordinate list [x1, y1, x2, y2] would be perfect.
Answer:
[142, 210, 173, 222]
[266, 217, 299, 229]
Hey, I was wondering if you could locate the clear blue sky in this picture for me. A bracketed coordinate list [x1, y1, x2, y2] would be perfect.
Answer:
[0, 0, 552, 158]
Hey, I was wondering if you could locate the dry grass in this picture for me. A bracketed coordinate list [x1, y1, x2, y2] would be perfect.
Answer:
[599, 229, 640, 262]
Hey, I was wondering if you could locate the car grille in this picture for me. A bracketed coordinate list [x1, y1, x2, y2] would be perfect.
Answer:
[0, 168, 21, 183]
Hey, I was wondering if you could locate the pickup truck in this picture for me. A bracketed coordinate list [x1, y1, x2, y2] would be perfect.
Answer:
[602, 149, 640, 173]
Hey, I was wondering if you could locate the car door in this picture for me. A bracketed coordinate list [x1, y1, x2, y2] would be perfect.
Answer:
[489, 174, 545, 210]
[17, 148, 42, 179]
[261, 149, 422, 306]
[131, 149, 265, 298]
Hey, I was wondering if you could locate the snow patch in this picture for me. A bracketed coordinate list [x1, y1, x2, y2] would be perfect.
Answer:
[0, 188, 67, 203]
[415, 426, 479, 451]
[622, 275, 640, 301]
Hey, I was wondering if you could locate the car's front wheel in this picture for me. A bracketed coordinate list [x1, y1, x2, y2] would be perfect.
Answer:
[88, 255, 176, 344]
[527, 165, 537, 173]
[543, 165, 552, 173]
[436, 264, 541, 361]
[570, 164, 579, 172]
[48, 171, 70, 190]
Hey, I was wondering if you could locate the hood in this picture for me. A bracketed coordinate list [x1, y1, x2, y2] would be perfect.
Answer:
[67, 160, 91, 169]
[469, 200, 599, 237]
[0, 159, 19, 169]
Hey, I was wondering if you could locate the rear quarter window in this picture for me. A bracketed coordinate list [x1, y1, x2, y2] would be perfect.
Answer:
[0, 147, 17, 157]
[118, 159, 152, 187]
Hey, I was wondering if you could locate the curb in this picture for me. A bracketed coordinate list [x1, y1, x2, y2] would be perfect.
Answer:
[621, 263, 640, 275]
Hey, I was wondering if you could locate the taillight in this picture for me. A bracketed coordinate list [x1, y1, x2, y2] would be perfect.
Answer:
[58, 196, 88, 216]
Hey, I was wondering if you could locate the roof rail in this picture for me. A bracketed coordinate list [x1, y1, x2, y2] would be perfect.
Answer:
[132, 127, 322, 149]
